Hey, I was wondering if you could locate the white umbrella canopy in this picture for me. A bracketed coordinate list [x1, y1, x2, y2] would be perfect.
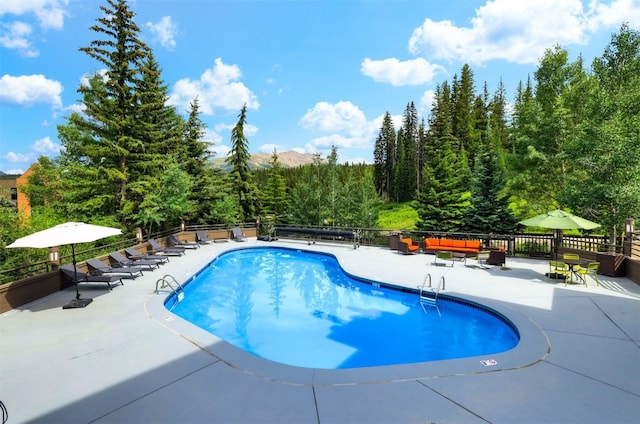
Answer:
[7, 222, 122, 249]
[8, 222, 123, 309]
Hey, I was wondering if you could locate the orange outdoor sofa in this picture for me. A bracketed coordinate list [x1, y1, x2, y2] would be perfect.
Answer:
[423, 238, 481, 255]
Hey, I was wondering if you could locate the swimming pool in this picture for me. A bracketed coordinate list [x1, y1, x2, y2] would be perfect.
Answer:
[167, 247, 519, 369]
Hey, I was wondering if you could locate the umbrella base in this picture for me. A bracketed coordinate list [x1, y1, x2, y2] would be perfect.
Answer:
[63, 298, 93, 309]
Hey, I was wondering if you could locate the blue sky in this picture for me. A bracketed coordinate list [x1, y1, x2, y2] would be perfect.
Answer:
[1, 0, 639, 174]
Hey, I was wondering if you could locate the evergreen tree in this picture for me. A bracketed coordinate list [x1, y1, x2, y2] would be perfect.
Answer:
[182, 97, 214, 222]
[461, 150, 516, 233]
[288, 154, 326, 226]
[397, 102, 418, 202]
[226, 104, 259, 222]
[415, 138, 469, 232]
[262, 149, 289, 223]
[78, 0, 150, 214]
[452, 64, 477, 156]
[488, 78, 510, 152]
[373, 112, 396, 200]
[126, 52, 184, 221]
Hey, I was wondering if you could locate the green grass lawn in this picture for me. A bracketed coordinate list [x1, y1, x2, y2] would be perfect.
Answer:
[377, 202, 418, 230]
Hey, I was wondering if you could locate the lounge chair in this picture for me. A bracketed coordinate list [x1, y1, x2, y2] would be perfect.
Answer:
[168, 234, 200, 249]
[196, 230, 219, 244]
[149, 239, 186, 256]
[109, 251, 161, 270]
[124, 247, 169, 264]
[231, 227, 247, 242]
[60, 265, 123, 290]
[86, 258, 144, 279]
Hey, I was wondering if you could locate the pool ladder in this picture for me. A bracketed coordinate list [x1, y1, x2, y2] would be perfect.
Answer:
[155, 274, 185, 310]
[418, 273, 443, 315]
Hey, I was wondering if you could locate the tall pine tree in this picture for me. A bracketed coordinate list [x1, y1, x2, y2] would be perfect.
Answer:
[226, 104, 259, 222]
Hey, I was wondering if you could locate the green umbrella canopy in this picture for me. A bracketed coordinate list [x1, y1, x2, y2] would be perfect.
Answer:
[518, 210, 601, 230]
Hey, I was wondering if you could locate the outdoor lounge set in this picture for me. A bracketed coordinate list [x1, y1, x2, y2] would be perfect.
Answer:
[395, 236, 506, 266]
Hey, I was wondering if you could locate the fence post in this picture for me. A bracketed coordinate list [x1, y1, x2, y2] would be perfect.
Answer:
[624, 218, 635, 257]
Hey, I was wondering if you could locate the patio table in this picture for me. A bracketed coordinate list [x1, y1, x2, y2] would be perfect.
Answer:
[562, 258, 588, 283]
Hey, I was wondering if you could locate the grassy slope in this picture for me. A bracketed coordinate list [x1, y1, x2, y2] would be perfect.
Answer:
[377, 202, 418, 230]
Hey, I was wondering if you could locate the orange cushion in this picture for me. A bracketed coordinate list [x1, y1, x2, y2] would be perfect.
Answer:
[466, 240, 481, 249]
[425, 238, 439, 248]
[452, 240, 466, 248]
[440, 239, 454, 247]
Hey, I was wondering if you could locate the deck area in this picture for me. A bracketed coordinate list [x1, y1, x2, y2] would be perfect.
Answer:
[1, 239, 639, 423]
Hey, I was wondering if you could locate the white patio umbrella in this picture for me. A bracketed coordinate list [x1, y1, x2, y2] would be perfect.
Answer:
[7, 222, 122, 309]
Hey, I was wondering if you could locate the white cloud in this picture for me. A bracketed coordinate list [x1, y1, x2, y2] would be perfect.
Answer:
[419, 89, 436, 114]
[298, 101, 382, 153]
[31, 136, 61, 154]
[212, 144, 231, 158]
[0, 0, 68, 30]
[407, 0, 638, 65]
[0, 21, 38, 57]
[299, 101, 368, 134]
[361, 57, 445, 86]
[587, 0, 640, 30]
[258, 144, 282, 154]
[169, 58, 260, 115]
[145, 16, 177, 50]
[66, 103, 85, 115]
[5, 151, 33, 163]
[0, 0, 68, 56]
[0, 74, 63, 108]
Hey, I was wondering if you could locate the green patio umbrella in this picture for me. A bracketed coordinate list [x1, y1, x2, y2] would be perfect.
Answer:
[518, 209, 601, 230]
[518, 210, 600, 260]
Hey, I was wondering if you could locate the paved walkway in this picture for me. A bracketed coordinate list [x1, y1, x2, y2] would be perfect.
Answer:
[1, 239, 638, 423]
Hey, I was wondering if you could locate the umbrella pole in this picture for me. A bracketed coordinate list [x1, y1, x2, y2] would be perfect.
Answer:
[72, 244, 80, 300]
[63, 244, 93, 309]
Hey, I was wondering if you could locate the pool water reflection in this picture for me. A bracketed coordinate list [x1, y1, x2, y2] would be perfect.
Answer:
[168, 247, 519, 369]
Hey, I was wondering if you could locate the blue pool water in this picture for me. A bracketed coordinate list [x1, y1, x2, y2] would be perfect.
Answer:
[168, 247, 519, 369]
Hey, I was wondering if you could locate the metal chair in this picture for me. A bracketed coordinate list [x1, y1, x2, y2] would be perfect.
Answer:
[548, 260, 570, 283]
[577, 262, 600, 287]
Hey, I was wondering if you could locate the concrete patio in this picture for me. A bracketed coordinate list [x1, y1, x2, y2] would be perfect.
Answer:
[1, 239, 638, 423]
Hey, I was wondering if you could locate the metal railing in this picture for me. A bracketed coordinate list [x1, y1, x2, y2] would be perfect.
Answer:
[1, 223, 624, 285]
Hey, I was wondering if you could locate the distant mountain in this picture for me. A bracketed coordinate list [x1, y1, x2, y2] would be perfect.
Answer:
[210, 150, 319, 171]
